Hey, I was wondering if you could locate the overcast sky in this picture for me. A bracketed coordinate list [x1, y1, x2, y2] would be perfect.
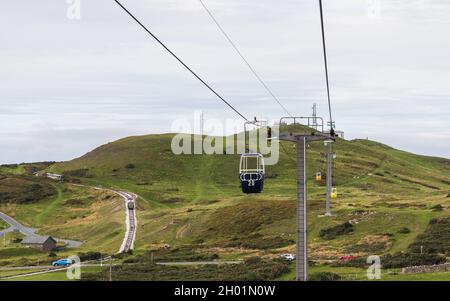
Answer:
[0, 0, 449, 164]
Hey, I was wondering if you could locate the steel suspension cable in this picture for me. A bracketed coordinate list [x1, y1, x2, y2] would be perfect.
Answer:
[113, 0, 249, 122]
[319, 0, 334, 132]
[198, 0, 293, 118]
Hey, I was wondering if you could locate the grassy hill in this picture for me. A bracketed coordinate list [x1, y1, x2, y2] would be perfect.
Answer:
[49, 134, 449, 264]
[0, 172, 125, 269]
[49, 133, 450, 202]
[2, 132, 449, 280]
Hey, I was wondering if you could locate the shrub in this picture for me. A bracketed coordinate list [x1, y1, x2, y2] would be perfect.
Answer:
[223, 235, 294, 250]
[245, 257, 262, 265]
[398, 227, 411, 234]
[332, 257, 367, 268]
[64, 199, 84, 206]
[408, 217, 450, 254]
[430, 204, 444, 212]
[319, 222, 354, 240]
[310, 272, 342, 281]
[83, 259, 289, 281]
[0, 176, 56, 204]
[381, 253, 445, 268]
[77, 252, 103, 261]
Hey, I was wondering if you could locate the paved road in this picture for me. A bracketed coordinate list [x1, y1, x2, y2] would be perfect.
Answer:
[0, 212, 82, 248]
[0, 184, 137, 253]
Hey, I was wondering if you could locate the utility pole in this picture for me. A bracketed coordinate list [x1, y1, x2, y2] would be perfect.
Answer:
[296, 137, 308, 281]
[324, 139, 334, 216]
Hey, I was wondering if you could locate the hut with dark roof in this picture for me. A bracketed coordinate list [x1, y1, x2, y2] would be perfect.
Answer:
[21, 236, 57, 251]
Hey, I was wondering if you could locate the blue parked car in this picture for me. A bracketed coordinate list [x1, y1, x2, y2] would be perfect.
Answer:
[52, 259, 73, 267]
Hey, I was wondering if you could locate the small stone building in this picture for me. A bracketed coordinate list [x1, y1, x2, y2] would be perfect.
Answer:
[21, 236, 57, 251]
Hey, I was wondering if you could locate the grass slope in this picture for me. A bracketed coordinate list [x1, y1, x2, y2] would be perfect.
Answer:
[0, 172, 126, 269]
[4, 132, 450, 280]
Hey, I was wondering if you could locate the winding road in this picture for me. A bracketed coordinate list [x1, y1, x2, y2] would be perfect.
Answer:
[0, 212, 82, 248]
[0, 184, 137, 254]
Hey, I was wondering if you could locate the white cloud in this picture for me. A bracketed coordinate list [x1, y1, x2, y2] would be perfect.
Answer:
[0, 0, 449, 163]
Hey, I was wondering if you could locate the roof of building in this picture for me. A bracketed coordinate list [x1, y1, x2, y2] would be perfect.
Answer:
[21, 236, 56, 245]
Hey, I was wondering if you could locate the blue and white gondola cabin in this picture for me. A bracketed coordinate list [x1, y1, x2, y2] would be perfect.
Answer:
[239, 153, 265, 194]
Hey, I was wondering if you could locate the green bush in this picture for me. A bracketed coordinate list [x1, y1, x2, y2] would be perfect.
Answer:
[0, 176, 56, 204]
[63, 169, 91, 178]
[310, 272, 342, 281]
[245, 257, 262, 265]
[319, 222, 354, 240]
[332, 257, 367, 268]
[223, 235, 294, 250]
[408, 218, 450, 255]
[83, 259, 289, 281]
[398, 227, 411, 234]
[430, 204, 444, 212]
[77, 252, 103, 261]
[381, 252, 445, 268]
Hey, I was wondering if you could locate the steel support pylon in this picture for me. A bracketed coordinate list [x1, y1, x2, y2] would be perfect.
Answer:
[279, 125, 333, 282]
[296, 137, 308, 281]
[325, 140, 333, 216]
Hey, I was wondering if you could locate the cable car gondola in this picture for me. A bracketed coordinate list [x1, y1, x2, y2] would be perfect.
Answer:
[331, 187, 337, 199]
[315, 172, 322, 182]
[239, 153, 265, 193]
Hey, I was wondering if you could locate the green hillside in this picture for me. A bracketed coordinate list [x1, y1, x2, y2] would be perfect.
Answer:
[2, 133, 449, 280]
[49, 133, 450, 202]
[49, 134, 449, 267]
[0, 173, 125, 269]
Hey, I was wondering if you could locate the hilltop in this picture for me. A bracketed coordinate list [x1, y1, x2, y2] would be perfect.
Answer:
[49, 133, 450, 202]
